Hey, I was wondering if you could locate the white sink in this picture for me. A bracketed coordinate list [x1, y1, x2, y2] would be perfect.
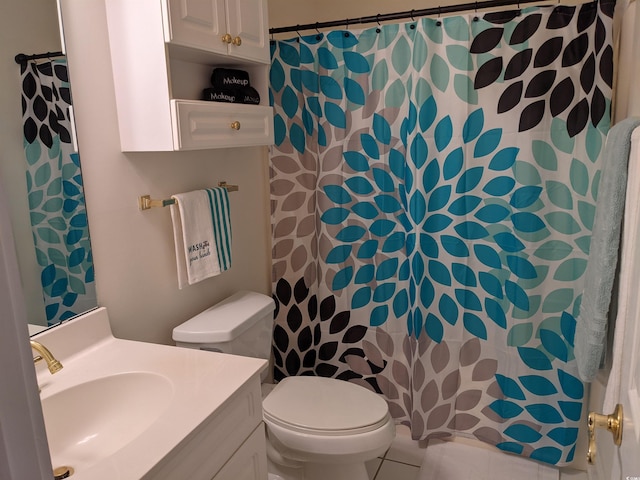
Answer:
[42, 372, 173, 468]
[33, 307, 267, 480]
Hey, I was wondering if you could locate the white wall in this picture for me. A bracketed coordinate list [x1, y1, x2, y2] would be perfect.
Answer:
[268, 0, 579, 33]
[269, 0, 460, 30]
[58, 0, 272, 345]
[0, 0, 61, 326]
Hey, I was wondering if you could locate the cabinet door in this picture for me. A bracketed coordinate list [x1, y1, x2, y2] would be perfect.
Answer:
[212, 426, 268, 480]
[164, 0, 228, 55]
[225, 0, 269, 64]
[172, 101, 274, 150]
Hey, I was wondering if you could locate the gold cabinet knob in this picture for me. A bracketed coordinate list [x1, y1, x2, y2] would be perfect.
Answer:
[230, 121, 241, 130]
[587, 403, 623, 464]
[222, 33, 233, 44]
[232, 36, 242, 46]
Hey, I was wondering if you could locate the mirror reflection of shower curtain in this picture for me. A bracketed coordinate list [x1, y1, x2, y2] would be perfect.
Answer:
[269, 0, 614, 467]
[20, 59, 97, 326]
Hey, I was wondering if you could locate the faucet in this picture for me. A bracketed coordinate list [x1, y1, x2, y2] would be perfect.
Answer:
[30, 340, 63, 374]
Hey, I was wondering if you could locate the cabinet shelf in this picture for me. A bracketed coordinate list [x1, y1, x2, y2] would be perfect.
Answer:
[105, 0, 273, 152]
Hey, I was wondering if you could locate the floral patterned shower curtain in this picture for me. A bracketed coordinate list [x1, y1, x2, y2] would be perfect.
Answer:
[269, 0, 614, 466]
[20, 59, 97, 325]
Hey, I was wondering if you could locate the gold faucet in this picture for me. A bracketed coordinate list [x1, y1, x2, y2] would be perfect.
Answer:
[30, 340, 63, 374]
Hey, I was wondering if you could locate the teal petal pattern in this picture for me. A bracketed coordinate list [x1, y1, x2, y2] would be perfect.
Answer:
[21, 59, 96, 325]
[270, 0, 613, 468]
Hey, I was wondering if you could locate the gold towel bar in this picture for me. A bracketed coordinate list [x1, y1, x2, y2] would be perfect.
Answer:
[139, 182, 239, 211]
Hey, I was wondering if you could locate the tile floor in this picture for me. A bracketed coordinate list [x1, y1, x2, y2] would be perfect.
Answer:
[366, 425, 423, 480]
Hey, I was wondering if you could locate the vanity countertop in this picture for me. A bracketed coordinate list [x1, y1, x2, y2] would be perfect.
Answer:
[33, 307, 267, 480]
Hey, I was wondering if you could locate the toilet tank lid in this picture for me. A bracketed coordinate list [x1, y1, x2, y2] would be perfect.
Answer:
[172, 290, 275, 343]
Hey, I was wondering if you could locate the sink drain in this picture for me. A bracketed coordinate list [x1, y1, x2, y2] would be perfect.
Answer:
[53, 466, 74, 479]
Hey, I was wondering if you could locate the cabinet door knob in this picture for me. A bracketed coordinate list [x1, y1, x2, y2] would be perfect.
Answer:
[232, 36, 242, 46]
[230, 121, 241, 130]
[222, 33, 233, 44]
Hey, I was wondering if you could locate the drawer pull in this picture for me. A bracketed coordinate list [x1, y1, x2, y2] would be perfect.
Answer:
[233, 36, 242, 46]
[222, 33, 233, 44]
[230, 121, 241, 130]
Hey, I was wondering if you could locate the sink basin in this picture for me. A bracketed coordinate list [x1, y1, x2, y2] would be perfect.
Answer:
[42, 372, 173, 469]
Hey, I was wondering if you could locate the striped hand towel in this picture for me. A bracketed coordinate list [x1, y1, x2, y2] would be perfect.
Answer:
[170, 187, 232, 289]
[205, 187, 232, 272]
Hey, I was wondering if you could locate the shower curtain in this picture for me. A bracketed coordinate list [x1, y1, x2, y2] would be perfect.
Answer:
[20, 59, 97, 325]
[270, 0, 614, 466]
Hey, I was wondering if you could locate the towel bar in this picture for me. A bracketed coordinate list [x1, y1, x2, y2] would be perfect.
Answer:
[139, 182, 238, 211]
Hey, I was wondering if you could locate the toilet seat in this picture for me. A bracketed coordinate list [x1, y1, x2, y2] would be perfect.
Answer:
[263, 376, 391, 436]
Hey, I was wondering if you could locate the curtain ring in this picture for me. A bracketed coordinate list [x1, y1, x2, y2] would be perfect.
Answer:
[345, 18, 350, 37]
[436, 6, 442, 26]
[473, 1, 479, 21]
[410, 9, 416, 29]
[296, 25, 301, 42]
[376, 14, 381, 33]
[315, 22, 322, 40]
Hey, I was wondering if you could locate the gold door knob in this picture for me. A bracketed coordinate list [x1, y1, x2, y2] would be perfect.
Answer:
[230, 121, 241, 130]
[222, 33, 233, 44]
[232, 36, 242, 46]
[587, 403, 623, 464]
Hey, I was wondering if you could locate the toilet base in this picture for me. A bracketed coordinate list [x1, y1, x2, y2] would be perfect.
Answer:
[267, 457, 369, 480]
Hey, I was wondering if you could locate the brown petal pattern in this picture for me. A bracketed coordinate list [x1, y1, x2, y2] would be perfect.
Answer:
[427, 404, 452, 429]
[455, 389, 483, 410]
[421, 380, 440, 412]
[473, 426, 505, 444]
[447, 413, 481, 430]
[472, 359, 498, 381]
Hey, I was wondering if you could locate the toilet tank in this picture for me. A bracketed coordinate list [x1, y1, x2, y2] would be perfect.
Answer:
[172, 290, 275, 363]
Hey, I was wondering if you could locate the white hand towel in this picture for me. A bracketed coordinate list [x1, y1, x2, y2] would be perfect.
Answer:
[170, 188, 231, 289]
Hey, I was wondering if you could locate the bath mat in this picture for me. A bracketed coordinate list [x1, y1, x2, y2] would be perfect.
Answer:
[418, 439, 559, 480]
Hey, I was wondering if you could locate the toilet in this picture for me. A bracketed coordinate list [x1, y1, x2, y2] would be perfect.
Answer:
[172, 290, 396, 480]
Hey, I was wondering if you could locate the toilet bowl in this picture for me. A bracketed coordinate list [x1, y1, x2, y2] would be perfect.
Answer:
[262, 376, 395, 480]
[173, 291, 396, 480]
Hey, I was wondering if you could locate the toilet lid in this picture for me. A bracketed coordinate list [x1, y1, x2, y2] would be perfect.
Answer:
[262, 376, 390, 435]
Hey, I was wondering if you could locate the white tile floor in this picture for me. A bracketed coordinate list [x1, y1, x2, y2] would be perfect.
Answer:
[366, 425, 422, 480]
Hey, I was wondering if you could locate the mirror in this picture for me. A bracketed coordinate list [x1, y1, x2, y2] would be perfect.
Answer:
[3, 0, 97, 334]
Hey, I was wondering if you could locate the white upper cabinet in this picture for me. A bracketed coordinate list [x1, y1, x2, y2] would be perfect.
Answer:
[163, 0, 269, 63]
[105, 0, 273, 152]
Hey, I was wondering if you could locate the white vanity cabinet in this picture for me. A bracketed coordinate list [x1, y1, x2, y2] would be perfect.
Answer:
[147, 373, 269, 480]
[31, 307, 269, 480]
[105, 0, 273, 151]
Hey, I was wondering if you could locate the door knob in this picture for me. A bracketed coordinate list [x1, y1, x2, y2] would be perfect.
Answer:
[587, 403, 623, 464]
[232, 36, 242, 46]
[222, 33, 233, 44]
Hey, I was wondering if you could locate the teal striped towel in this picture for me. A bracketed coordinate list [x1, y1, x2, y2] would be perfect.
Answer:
[170, 187, 232, 289]
[205, 187, 232, 271]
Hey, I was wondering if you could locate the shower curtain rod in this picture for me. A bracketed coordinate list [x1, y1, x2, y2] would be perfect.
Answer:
[269, 0, 559, 34]
[14, 51, 64, 66]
